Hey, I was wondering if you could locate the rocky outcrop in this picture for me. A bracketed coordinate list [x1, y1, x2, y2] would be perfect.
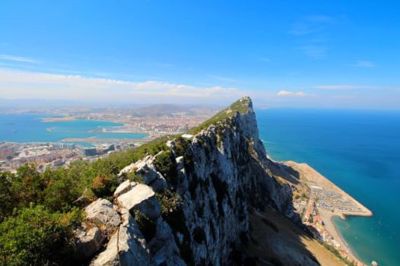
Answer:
[134, 156, 167, 192]
[116, 183, 161, 219]
[90, 210, 151, 266]
[79, 97, 298, 266]
[113, 180, 136, 198]
[75, 226, 106, 260]
[85, 199, 121, 230]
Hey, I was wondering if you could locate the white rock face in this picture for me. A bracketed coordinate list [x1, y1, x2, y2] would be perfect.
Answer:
[75, 226, 106, 259]
[90, 212, 150, 266]
[85, 199, 121, 229]
[117, 184, 160, 219]
[176, 156, 184, 170]
[114, 180, 136, 197]
[181, 134, 193, 139]
[135, 157, 167, 192]
[86, 97, 298, 266]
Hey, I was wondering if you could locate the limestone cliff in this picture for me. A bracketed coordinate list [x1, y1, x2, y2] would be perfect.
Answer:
[78, 97, 312, 265]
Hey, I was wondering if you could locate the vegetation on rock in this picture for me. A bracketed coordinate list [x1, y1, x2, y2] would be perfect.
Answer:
[188, 97, 251, 134]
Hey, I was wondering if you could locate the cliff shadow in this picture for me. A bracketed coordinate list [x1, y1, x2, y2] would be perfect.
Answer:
[243, 207, 321, 266]
[268, 160, 301, 185]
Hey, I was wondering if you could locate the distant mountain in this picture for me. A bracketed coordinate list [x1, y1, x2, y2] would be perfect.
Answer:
[131, 104, 220, 116]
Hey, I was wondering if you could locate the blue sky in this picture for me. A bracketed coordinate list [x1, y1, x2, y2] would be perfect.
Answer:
[0, 0, 399, 108]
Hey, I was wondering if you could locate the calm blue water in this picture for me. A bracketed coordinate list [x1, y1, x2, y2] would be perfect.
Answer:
[257, 109, 400, 266]
[0, 114, 146, 146]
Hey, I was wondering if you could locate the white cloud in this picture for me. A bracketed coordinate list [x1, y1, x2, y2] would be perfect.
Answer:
[314, 84, 372, 90]
[0, 68, 243, 104]
[276, 90, 306, 97]
[353, 60, 375, 68]
[0, 54, 38, 64]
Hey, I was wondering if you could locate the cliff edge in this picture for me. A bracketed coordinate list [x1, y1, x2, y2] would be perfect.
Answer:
[76, 97, 347, 265]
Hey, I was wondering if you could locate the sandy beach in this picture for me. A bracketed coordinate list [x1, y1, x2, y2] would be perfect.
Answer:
[42, 116, 76, 122]
[283, 161, 372, 265]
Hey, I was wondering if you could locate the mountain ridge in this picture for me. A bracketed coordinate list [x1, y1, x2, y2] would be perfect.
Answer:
[76, 96, 324, 265]
[0, 97, 357, 265]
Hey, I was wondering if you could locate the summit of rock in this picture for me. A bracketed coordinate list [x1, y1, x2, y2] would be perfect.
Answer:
[74, 97, 353, 266]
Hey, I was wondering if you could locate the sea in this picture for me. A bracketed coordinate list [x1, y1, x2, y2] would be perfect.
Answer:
[257, 109, 400, 266]
[0, 113, 146, 146]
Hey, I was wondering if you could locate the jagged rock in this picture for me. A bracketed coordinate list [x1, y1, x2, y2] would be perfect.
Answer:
[90, 211, 150, 266]
[86, 97, 301, 266]
[85, 199, 121, 231]
[134, 157, 167, 192]
[117, 184, 161, 219]
[118, 162, 137, 177]
[181, 134, 193, 139]
[75, 226, 106, 259]
[166, 140, 174, 148]
[176, 156, 184, 170]
[149, 218, 186, 266]
[114, 180, 136, 197]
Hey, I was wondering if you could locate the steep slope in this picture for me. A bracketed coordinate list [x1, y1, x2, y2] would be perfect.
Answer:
[76, 97, 335, 265]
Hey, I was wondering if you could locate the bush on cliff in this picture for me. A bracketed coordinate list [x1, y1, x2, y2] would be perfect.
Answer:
[0, 205, 81, 266]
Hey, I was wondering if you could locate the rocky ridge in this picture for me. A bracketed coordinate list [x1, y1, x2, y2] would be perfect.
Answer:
[76, 97, 304, 265]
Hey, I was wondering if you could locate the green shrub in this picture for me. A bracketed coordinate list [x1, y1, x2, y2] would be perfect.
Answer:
[91, 175, 117, 198]
[174, 136, 190, 156]
[154, 150, 177, 185]
[156, 190, 182, 216]
[0, 205, 81, 266]
[127, 171, 144, 183]
[42, 168, 83, 212]
[12, 164, 46, 207]
[0, 133, 186, 264]
[0, 172, 15, 222]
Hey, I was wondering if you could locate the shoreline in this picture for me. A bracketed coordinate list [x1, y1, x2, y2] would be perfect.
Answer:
[41, 116, 77, 122]
[283, 161, 372, 266]
[330, 215, 363, 264]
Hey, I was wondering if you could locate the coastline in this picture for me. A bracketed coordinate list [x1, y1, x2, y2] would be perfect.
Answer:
[330, 215, 363, 263]
[41, 116, 76, 122]
[283, 161, 372, 266]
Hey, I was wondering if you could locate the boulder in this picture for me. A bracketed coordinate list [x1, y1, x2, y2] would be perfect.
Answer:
[119, 156, 167, 192]
[114, 180, 136, 197]
[90, 212, 150, 266]
[135, 160, 158, 184]
[117, 184, 161, 219]
[85, 199, 121, 230]
[75, 226, 106, 259]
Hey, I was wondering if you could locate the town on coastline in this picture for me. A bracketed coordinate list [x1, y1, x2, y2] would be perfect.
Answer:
[0, 105, 217, 172]
[271, 161, 375, 266]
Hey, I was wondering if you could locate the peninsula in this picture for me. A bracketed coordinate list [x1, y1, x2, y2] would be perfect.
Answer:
[0, 97, 374, 266]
